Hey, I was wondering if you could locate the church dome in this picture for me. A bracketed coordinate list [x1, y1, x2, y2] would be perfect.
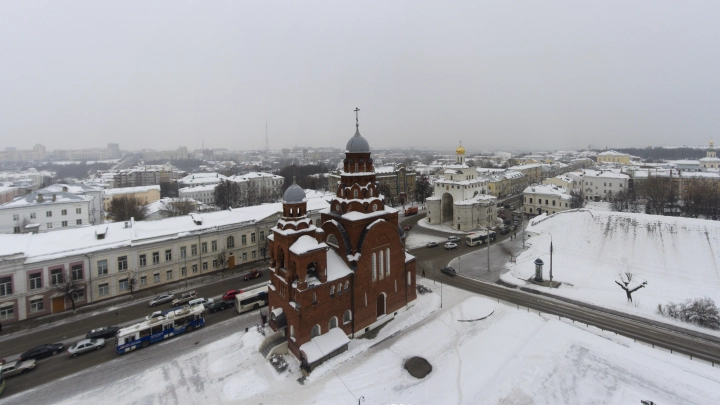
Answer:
[283, 182, 306, 203]
[346, 129, 370, 153]
[456, 143, 465, 155]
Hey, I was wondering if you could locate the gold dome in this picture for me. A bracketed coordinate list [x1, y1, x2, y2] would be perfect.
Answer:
[456, 142, 465, 154]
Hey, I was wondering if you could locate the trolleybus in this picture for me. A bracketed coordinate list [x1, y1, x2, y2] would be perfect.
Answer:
[116, 305, 205, 354]
[235, 285, 268, 314]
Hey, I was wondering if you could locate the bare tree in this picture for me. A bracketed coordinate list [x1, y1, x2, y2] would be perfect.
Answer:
[214, 180, 242, 209]
[611, 191, 626, 212]
[54, 268, 83, 313]
[615, 271, 647, 303]
[414, 177, 433, 205]
[107, 196, 148, 222]
[160, 198, 197, 218]
[217, 248, 227, 270]
[569, 189, 585, 209]
[642, 176, 673, 216]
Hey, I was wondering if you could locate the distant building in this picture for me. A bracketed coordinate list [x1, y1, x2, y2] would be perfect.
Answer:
[700, 140, 720, 171]
[597, 150, 631, 165]
[178, 172, 228, 188]
[578, 169, 629, 201]
[523, 184, 573, 216]
[0, 191, 94, 233]
[103, 185, 161, 213]
[179, 185, 217, 205]
[41, 183, 104, 225]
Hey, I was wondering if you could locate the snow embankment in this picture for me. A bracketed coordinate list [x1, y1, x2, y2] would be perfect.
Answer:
[503, 209, 720, 332]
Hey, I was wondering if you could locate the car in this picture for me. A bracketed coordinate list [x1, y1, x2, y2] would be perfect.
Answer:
[504, 204, 510, 209]
[500, 228, 510, 235]
[148, 293, 175, 307]
[426, 241, 439, 248]
[171, 291, 198, 307]
[504, 219, 511, 225]
[85, 326, 119, 340]
[403, 225, 411, 231]
[146, 308, 177, 321]
[445, 242, 457, 250]
[440, 267, 457, 276]
[448, 236, 460, 242]
[0, 359, 36, 378]
[513, 220, 519, 225]
[67, 339, 105, 358]
[509, 205, 514, 210]
[244, 269, 262, 281]
[188, 297, 214, 309]
[18, 343, 64, 362]
[222, 289, 243, 301]
[207, 300, 234, 313]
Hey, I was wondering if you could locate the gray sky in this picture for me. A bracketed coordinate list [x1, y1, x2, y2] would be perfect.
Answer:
[1, 1, 719, 152]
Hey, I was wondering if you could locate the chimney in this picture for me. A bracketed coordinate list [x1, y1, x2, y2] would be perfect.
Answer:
[52, 194, 56, 202]
[62, 186, 68, 192]
[37, 194, 44, 202]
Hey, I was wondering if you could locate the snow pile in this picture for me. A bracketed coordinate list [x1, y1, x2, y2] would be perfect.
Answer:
[503, 209, 720, 328]
[12, 283, 720, 405]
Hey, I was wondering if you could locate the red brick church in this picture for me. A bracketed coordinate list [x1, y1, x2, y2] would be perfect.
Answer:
[267, 111, 417, 371]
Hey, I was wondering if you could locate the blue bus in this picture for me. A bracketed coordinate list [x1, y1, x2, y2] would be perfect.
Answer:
[116, 305, 205, 354]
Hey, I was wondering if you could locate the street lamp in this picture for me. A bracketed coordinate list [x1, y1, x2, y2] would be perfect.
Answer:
[548, 233, 554, 287]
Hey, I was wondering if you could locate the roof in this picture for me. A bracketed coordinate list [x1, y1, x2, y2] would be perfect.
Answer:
[104, 185, 161, 196]
[289, 235, 327, 255]
[299, 327, 350, 363]
[523, 184, 572, 200]
[598, 150, 629, 156]
[42, 183, 101, 194]
[0, 191, 92, 209]
[345, 128, 370, 153]
[283, 183, 306, 203]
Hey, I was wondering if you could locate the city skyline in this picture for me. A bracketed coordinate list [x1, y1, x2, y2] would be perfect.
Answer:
[1, 1, 719, 151]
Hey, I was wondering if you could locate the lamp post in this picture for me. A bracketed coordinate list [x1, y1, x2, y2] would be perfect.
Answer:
[549, 233, 553, 287]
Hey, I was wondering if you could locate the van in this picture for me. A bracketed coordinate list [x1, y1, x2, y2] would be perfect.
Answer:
[188, 297, 214, 309]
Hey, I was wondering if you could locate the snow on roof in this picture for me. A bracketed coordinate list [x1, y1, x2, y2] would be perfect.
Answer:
[326, 249, 353, 282]
[509, 163, 542, 170]
[455, 194, 497, 205]
[104, 185, 161, 196]
[340, 205, 397, 221]
[579, 169, 629, 180]
[523, 184, 571, 200]
[0, 197, 330, 264]
[179, 184, 217, 193]
[374, 166, 396, 174]
[289, 235, 327, 255]
[0, 191, 92, 209]
[598, 150, 629, 156]
[299, 327, 350, 363]
[42, 183, 101, 193]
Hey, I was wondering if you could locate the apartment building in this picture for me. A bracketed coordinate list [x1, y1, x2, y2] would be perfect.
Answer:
[523, 184, 572, 216]
[103, 185, 161, 212]
[0, 191, 93, 234]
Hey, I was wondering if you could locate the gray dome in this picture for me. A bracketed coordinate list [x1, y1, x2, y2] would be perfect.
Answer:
[345, 129, 370, 153]
[283, 183, 306, 203]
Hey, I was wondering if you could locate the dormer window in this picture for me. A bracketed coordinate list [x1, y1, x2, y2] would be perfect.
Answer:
[369, 188, 373, 197]
[353, 190, 358, 198]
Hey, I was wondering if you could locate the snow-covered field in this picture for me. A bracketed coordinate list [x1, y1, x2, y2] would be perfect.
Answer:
[16, 283, 718, 405]
[405, 232, 447, 249]
[503, 209, 720, 335]
[416, 217, 470, 234]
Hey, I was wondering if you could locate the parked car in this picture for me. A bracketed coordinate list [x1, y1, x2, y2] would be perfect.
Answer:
[67, 339, 105, 358]
[207, 300, 234, 313]
[509, 205, 514, 210]
[403, 225, 411, 231]
[244, 269, 263, 281]
[445, 242, 458, 250]
[86, 326, 119, 340]
[188, 297, 214, 309]
[426, 241, 439, 248]
[440, 267, 457, 276]
[500, 228, 510, 235]
[172, 291, 198, 307]
[148, 293, 175, 307]
[448, 236, 460, 242]
[0, 359, 36, 378]
[504, 204, 510, 209]
[222, 289, 243, 301]
[146, 308, 178, 321]
[504, 219, 511, 225]
[18, 343, 64, 362]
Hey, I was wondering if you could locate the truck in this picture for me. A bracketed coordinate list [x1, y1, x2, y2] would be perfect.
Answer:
[171, 291, 198, 307]
[404, 207, 418, 216]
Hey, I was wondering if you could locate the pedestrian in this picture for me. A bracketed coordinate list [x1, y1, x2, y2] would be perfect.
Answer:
[0, 320, 3, 333]
[422, 270, 426, 277]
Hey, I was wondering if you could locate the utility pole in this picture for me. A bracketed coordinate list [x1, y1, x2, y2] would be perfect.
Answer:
[549, 237, 553, 287]
[487, 231, 491, 272]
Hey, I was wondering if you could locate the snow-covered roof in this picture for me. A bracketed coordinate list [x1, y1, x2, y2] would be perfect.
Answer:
[339, 205, 398, 221]
[289, 235, 327, 255]
[299, 327, 350, 363]
[104, 185, 161, 196]
[0, 191, 92, 209]
[580, 169, 629, 180]
[326, 249, 353, 282]
[523, 184, 572, 200]
[0, 197, 330, 264]
[455, 194, 497, 205]
[42, 183, 101, 194]
[598, 150, 629, 156]
[179, 184, 217, 193]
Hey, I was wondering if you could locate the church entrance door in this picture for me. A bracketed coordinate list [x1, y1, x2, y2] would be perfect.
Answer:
[376, 293, 386, 318]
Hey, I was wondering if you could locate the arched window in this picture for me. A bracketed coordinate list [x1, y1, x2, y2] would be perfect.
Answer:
[371, 253, 377, 281]
[227, 236, 235, 248]
[338, 283, 342, 293]
[395, 279, 397, 292]
[407, 272, 411, 286]
[326, 234, 339, 248]
[353, 190, 358, 198]
[355, 163, 359, 172]
[386, 248, 390, 276]
[344, 281, 349, 291]
[364, 293, 367, 306]
[290, 325, 295, 339]
[311, 324, 321, 338]
[372, 204, 377, 211]
[312, 292, 317, 304]
[330, 285, 335, 296]
[378, 250, 384, 280]
[369, 188, 373, 197]
[343, 310, 352, 324]
[328, 316, 338, 330]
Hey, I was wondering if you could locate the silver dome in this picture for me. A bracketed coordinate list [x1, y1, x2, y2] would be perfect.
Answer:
[345, 129, 370, 153]
[283, 183, 306, 203]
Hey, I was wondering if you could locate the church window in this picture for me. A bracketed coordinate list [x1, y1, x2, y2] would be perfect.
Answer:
[290, 325, 295, 339]
[338, 283, 342, 293]
[355, 163, 359, 172]
[328, 316, 338, 330]
[326, 234, 339, 248]
[395, 279, 397, 292]
[378, 251, 384, 280]
[311, 324, 321, 338]
[364, 293, 367, 307]
[371, 253, 377, 281]
[330, 285, 335, 296]
[386, 248, 390, 276]
[354, 190, 358, 198]
[369, 188, 373, 197]
[407, 272, 411, 286]
[344, 281, 349, 291]
[372, 204, 377, 211]
[343, 310, 352, 324]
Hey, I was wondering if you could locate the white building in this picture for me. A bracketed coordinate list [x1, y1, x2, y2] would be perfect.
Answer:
[542, 174, 577, 190]
[427, 143, 497, 231]
[179, 184, 217, 205]
[523, 184, 573, 216]
[41, 183, 103, 225]
[178, 172, 228, 188]
[699, 140, 720, 171]
[578, 169, 630, 201]
[0, 191, 93, 234]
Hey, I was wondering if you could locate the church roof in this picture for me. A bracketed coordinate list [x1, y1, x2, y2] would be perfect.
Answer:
[282, 181, 306, 203]
[345, 128, 370, 153]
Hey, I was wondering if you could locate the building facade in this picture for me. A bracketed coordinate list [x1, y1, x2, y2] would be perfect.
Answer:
[700, 140, 720, 170]
[597, 150, 631, 164]
[267, 119, 417, 370]
[523, 184, 573, 216]
[328, 165, 415, 205]
[0, 191, 93, 234]
[103, 185, 161, 212]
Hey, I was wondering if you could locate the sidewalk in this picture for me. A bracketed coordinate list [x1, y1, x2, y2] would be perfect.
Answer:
[0, 261, 264, 340]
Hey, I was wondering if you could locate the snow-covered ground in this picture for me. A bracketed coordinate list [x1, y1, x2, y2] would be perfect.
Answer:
[404, 232, 447, 249]
[416, 217, 470, 234]
[12, 283, 720, 405]
[503, 209, 720, 336]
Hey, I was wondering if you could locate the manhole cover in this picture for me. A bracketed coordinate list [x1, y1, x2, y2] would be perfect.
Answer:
[404, 356, 432, 378]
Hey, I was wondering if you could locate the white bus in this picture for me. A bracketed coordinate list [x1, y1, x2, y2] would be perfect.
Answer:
[235, 285, 269, 314]
[466, 231, 496, 246]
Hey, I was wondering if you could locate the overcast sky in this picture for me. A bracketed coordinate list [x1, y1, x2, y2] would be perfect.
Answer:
[1, 1, 719, 153]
